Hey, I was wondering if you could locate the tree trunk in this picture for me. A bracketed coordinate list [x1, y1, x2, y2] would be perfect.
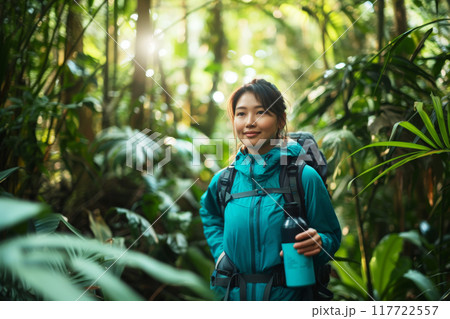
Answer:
[182, 0, 194, 123]
[201, 0, 226, 136]
[393, 0, 407, 36]
[64, 1, 95, 142]
[376, 0, 385, 51]
[129, 0, 152, 129]
[102, 0, 111, 129]
[321, 0, 329, 70]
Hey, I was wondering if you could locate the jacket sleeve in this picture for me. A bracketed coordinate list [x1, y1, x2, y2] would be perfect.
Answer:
[301, 165, 342, 266]
[199, 171, 225, 264]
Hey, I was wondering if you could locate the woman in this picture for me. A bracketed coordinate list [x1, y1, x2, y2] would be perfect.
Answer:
[199, 79, 341, 301]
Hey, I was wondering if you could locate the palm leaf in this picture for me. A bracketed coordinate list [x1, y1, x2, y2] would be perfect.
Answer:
[398, 122, 438, 149]
[13, 266, 94, 301]
[415, 102, 444, 148]
[431, 94, 450, 148]
[356, 150, 450, 195]
[349, 151, 422, 185]
[0, 234, 213, 300]
[71, 257, 143, 301]
[348, 141, 431, 159]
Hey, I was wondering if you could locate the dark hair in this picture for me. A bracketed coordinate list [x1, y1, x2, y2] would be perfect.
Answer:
[228, 78, 287, 138]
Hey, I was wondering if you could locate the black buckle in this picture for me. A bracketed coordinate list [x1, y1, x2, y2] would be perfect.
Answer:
[256, 189, 265, 196]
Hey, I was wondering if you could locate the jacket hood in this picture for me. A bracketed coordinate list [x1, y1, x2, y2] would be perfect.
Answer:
[234, 140, 301, 182]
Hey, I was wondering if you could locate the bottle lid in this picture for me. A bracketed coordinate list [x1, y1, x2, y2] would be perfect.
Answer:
[283, 202, 299, 217]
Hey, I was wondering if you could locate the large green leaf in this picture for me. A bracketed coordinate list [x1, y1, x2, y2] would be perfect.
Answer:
[403, 269, 440, 301]
[0, 197, 50, 231]
[331, 260, 368, 299]
[370, 234, 404, 298]
[399, 230, 423, 248]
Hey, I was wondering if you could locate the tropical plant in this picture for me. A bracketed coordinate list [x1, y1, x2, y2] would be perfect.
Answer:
[349, 94, 449, 194]
[332, 231, 445, 300]
[0, 197, 213, 301]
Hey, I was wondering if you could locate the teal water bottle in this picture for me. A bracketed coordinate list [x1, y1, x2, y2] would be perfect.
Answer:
[281, 202, 316, 287]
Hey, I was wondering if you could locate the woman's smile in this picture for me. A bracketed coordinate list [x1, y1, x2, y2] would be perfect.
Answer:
[244, 131, 260, 138]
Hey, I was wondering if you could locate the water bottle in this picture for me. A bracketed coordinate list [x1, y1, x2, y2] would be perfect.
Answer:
[281, 202, 316, 287]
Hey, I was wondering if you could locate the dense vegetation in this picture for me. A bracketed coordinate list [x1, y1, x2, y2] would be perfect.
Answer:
[0, 0, 449, 300]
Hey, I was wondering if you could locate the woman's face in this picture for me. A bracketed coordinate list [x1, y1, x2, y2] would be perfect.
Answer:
[233, 92, 282, 155]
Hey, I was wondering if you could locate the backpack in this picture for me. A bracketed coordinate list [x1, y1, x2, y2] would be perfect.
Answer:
[215, 131, 333, 301]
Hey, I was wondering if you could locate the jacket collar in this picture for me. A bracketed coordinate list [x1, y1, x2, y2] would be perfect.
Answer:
[233, 140, 302, 182]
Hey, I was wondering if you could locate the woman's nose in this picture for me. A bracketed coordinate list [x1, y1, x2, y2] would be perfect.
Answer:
[246, 113, 256, 127]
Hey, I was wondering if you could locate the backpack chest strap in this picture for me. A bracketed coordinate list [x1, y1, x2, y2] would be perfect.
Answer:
[226, 187, 291, 202]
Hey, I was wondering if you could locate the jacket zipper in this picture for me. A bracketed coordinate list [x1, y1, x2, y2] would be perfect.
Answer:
[249, 156, 256, 300]
[249, 156, 256, 275]
[256, 196, 262, 253]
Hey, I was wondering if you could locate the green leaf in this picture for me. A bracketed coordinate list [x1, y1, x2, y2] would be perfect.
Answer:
[370, 234, 404, 298]
[0, 234, 213, 300]
[398, 122, 438, 149]
[403, 269, 440, 301]
[88, 211, 112, 242]
[58, 214, 85, 239]
[399, 230, 423, 247]
[349, 151, 422, 185]
[71, 257, 144, 301]
[331, 260, 368, 298]
[0, 198, 50, 231]
[13, 266, 94, 301]
[112, 207, 158, 245]
[354, 149, 450, 195]
[34, 214, 62, 234]
[415, 102, 444, 148]
[167, 232, 188, 254]
[410, 28, 433, 62]
[182, 246, 215, 282]
[430, 94, 450, 148]
[33, 214, 84, 239]
[0, 167, 20, 184]
[349, 141, 431, 159]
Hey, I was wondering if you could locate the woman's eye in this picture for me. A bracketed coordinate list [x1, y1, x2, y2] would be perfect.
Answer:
[236, 112, 245, 117]
[257, 110, 265, 115]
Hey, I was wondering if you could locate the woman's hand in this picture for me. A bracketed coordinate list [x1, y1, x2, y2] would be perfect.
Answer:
[279, 228, 322, 257]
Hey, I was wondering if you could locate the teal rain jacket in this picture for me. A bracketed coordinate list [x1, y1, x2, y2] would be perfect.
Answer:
[199, 141, 341, 300]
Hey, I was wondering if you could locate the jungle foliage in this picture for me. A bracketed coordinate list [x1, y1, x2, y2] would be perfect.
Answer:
[0, 0, 449, 300]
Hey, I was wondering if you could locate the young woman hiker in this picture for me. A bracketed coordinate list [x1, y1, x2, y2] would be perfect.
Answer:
[199, 79, 341, 301]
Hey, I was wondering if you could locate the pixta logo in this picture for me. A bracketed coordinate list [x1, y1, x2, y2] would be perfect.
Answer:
[126, 129, 171, 175]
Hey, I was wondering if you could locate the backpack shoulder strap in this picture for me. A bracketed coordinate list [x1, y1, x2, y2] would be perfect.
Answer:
[217, 164, 237, 217]
[279, 156, 307, 221]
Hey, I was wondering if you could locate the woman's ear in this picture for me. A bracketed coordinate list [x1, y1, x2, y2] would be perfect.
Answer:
[278, 113, 287, 130]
